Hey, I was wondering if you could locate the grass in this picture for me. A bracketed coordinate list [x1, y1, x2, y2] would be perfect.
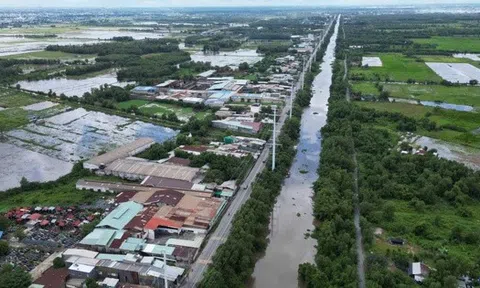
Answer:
[117, 100, 210, 120]
[0, 88, 41, 108]
[376, 199, 480, 267]
[350, 53, 442, 82]
[0, 180, 103, 212]
[0, 108, 29, 132]
[352, 82, 480, 107]
[2, 50, 96, 60]
[413, 36, 480, 53]
[356, 101, 480, 148]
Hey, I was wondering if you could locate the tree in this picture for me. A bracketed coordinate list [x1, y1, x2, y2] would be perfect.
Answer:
[0, 264, 31, 288]
[0, 216, 10, 231]
[469, 79, 478, 86]
[81, 219, 100, 237]
[0, 241, 9, 256]
[53, 257, 65, 269]
[85, 278, 100, 288]
[238, 62, 249, 71]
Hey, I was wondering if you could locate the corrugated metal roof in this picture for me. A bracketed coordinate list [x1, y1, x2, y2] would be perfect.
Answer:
[142, 244, 175, 256]
[96, 201, 143, 230]
[80, 228, 125, 246]
[96, 253, 126, 262]
[85, 138, 155, 168]
[119, 237, 146, 252]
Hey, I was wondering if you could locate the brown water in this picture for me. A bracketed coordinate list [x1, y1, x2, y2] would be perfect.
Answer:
[249, 17, 340, 288]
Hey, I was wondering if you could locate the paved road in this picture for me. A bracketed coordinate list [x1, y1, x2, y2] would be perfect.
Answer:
[181, 18, 335, 288]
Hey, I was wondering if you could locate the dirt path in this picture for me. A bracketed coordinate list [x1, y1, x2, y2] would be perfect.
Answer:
[344, 42, 366, 288]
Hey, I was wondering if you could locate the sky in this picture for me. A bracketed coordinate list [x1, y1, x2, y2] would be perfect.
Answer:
[1, 0, 479, 7]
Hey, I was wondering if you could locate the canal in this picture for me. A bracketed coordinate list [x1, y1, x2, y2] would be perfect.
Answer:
[249, 16, 340, 288]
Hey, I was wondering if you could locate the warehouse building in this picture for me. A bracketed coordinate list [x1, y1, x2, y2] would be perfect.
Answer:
[103, 158, 201, 182]
[84, 138, 155, 170]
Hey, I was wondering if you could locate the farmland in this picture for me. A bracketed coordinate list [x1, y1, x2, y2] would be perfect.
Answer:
[0, 88, 41, 108]
[349, 53, 442, 82]
[352, 82, 480, 108]
[357, 99, 480, 149]
[413, 36, 480, 53]
[117, 99, 211, 120]
[374, 199, 480, 270]
[1, 50, 96, 60]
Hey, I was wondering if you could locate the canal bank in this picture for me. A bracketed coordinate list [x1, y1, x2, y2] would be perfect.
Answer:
[249, 16, 340, 288]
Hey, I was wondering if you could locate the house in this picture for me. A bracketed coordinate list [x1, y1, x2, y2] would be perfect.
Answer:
[408, 262, 430, 283]
[31, 267, 69, 288]
[131, 86, 157, 97]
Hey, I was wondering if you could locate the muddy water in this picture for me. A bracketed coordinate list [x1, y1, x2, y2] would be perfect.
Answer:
[250, 18, 339, 288]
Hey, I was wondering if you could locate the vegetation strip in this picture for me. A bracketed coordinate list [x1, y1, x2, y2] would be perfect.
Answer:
[301, 14, 480, 288]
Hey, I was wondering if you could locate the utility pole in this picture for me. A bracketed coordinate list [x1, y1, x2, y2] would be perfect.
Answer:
[272, 105, 277, 171]
[289, 85, 293, 119]
[163, 250, 168, 288]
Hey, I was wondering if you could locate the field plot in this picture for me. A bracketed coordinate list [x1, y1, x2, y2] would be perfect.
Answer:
[16, 72, 130, 97]
[0, 143, 73, 191]
[362, 56, 382, 67]
[378, 200, 480, 267]
[22, 101, 59, 111]
[349, 53, 441, 82]
[118, 100, 210, 120]
[1, 50, 96, 60]
[356, 101, 480, 148]
[414, 136, 480, 171]
[190, 49, 263, 68]
[426, 62, 480, 83]
[0, 88, 40, 108]
[413, 36, 480, 53]
[454, 53, 480, 61]
[352, 82, 480, 107]
[5, 108, 178, 163]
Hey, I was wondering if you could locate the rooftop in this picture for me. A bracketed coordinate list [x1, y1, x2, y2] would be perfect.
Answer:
[96, 201, 143, 230]
[33, 267, 69, 288]
[80, 228, 125, 246]
[84, 138, 155, 168]
[105, 159, 200, 182]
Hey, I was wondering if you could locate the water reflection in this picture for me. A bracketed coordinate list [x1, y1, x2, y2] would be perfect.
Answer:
[250, 18, 339, 288]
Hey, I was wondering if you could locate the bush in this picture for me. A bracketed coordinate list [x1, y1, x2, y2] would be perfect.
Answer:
[53, 257, 65, 269]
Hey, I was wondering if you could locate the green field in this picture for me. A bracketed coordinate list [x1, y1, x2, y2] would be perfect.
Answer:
[352, 82, 480, 107]
[0, 88, 40, 108]
[413, 36, 480, 53]
[375, 200, 480, 268]
[356, 101, 480, 148]
[2, 50, 96, 60]
[0, 108, 29, 132]
[350, 53, 442, 82]
[117, 100, 210, 120]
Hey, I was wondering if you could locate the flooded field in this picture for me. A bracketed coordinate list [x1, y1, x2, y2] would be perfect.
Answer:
[16, 72, 131, 97]
[414, 136, 480, 171]
[389, 97, 474, 112]
[5, 108, 178, 163]
[57, 28, 167, 40]
[453, 53, 480, 61]
[22, 101, 59, 111]
[0, 143, 73, 191]
[190, 49, 263, 69]
[250, 18, 339, 288]
[0, 27, 168, 57]
[0, 38, 102, 57]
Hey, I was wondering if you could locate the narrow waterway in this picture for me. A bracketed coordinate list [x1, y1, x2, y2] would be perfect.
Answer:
[250, 17, 340, 288]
